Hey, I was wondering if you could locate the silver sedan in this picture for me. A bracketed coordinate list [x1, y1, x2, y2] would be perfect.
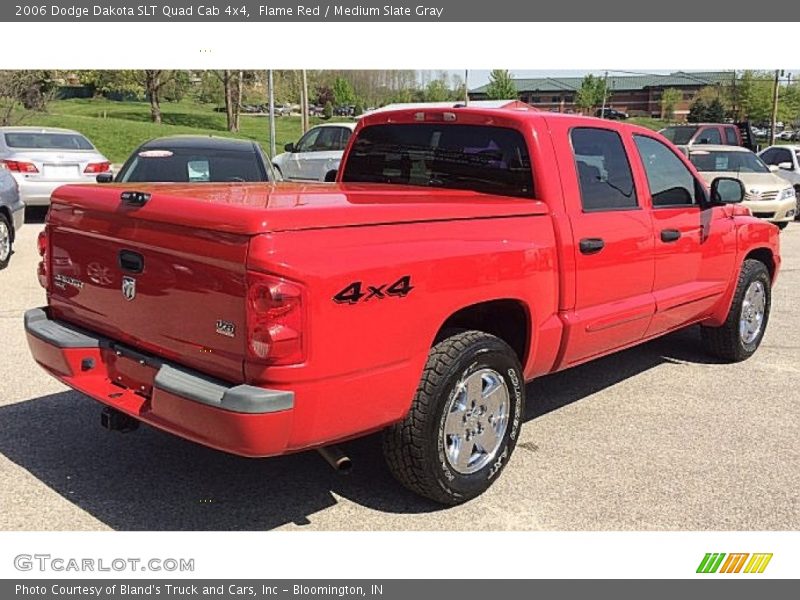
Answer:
[0, 126, 111, 207]
[0, 169, 24, 269]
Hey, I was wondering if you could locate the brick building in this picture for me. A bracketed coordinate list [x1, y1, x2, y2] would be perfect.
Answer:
[469, 71, 734, 119]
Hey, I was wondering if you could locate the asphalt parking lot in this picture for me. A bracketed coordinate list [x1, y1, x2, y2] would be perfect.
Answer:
[1, 212, 798, 531]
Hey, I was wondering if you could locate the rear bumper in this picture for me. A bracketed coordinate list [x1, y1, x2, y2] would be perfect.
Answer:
[24, 307, 295, 457]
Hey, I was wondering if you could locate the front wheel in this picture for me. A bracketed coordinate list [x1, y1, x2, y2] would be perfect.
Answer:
[701, 259, 771, 362]
[383, 330, 525, 505]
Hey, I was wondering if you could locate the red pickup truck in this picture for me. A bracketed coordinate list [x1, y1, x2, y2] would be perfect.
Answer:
[25, 107, 780, 505]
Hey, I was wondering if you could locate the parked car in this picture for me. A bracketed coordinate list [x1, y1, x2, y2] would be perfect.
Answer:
[27, 107, 779, 505]
[595, 107, 628, 120]
[778, 130, 795, 141]
[272, 123, 356, 182]
[759, 144, 800, 211]
[103, 136, 276, 183]
[685, 145, 796, 228]
[0, 169, 23, 270]
[659, 122, 756, 151]
[0, 126, 110, 206]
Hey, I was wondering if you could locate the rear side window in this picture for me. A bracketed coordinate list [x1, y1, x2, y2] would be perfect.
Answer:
[341, 123, 533, 198]
[4, 132, 94, 150]
[724, 127, 739, 145]
[120, 148, 267, 183]
[634, 135, 700, 207]
[571, 127, 637, 211]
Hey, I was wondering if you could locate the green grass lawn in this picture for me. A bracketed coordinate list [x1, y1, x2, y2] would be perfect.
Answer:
[15, 98, 351, 164]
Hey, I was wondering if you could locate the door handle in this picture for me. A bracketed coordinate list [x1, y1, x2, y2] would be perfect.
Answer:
[118, 250, 144, 274]
[660, 229, 681, 243]
[579, 238, 605, 254]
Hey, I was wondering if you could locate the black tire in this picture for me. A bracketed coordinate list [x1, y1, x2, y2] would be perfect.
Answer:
[776, 222, 789, 230]
[383, 330, 525, 505]
[701, 259, 771, 362]
[0, 212, 12, 270]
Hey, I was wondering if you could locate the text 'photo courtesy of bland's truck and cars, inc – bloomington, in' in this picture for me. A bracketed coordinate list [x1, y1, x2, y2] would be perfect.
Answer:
[1, 68, 798, 532]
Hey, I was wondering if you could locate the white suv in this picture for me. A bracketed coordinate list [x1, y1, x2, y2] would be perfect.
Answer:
[272, 123, 356, 182]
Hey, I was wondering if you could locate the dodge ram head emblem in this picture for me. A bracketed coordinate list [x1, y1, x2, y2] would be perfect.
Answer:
[121, 276, 136, 301]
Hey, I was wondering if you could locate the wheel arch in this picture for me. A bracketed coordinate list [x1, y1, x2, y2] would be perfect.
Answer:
[745, 246, 776, 281]
[433, 299, 532, 367]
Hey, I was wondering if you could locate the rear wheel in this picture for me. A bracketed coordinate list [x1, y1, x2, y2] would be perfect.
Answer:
[0, 212, 12, 270]
[701, 259, 771, 362]
[383, 330, 525, 505]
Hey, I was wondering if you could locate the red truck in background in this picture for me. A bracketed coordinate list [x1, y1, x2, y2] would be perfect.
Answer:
[25, 107, 780, 505]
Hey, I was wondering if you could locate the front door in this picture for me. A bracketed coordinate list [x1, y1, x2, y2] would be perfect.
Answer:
[550, 123, 657, 367]
[631, 133, 737, 336]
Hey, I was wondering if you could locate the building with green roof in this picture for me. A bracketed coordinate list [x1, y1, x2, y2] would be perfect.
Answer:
[469, 71, 734, 120]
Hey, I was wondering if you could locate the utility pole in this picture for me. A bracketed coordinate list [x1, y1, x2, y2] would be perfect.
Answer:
[268, 69, 276, 158]
[600, 71, 609, 116]
[301, 69, 309, 133]
[770, 69, 781, 147]
[464, 69, 469, 105]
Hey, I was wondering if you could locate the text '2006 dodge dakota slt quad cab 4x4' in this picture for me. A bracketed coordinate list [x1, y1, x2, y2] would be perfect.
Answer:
[26, 107, 780, 505]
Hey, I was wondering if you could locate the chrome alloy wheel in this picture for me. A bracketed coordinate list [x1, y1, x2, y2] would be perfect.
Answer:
[0, 218, 10, 263]
[740, 280, 766, 345]
[443, 368, 510, 475]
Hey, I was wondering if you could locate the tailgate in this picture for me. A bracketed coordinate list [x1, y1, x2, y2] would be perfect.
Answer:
[46, 196, 250, 383]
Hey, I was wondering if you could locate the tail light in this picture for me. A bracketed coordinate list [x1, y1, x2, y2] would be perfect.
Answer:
[1, 160, 39, 173]
[246, 272, 305, 365]
[37, 228, 48, 290]
[84, 161, 111, 174]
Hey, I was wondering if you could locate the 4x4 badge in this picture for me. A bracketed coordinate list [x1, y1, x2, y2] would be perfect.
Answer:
[121, 276, 136, 301]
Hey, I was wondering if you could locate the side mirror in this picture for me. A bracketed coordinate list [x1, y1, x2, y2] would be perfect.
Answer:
[284, 142, 295, 153]
[711, 177, 744, 205]
[778, 161, 793, 171]
[96, 172, 114, 183]
[769, 165, 780, 173]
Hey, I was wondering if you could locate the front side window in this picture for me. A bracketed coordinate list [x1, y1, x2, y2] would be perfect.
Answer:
[634, 135, 700, 207]
[295, 128, 322, 153]
[571, 127, 637, 211]
[762, 147, 794, 166]
[342, 123, 533, 198]
[696, 127, 722, 145]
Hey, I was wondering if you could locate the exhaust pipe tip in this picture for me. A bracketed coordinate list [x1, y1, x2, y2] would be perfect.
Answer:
[317, 446, 352, 474]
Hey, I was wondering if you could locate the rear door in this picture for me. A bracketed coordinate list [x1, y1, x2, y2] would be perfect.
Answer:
[549, 122, 656, 367]
[631, 133, 737, 336]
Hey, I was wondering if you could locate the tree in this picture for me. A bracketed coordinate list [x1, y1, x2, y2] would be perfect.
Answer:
[424, 79, 450, 102]
[485, 69, 517, 100]
[687, 98, 708, 123]
[76, 70, 141, 98]
[332, 76, 355, 106]
[354, 102, 364, 116]
[315, 84, 334, 107]
[706, 97, 725, 123]
[732, 71, 773, 122]
[660, 88, 682, 120]
[0, 70, 55, 125]
[142, 70, 176, 124]
[575, 74, 608, 113]
[323, 101, 333, 119]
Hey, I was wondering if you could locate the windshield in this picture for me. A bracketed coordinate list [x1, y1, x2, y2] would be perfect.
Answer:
[688, 150, 769, 174]
[660, 126, 699, 145]
[4, 132, 94, 150]
[118, 147, 269, 182]
[341, 123, 533, 198]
